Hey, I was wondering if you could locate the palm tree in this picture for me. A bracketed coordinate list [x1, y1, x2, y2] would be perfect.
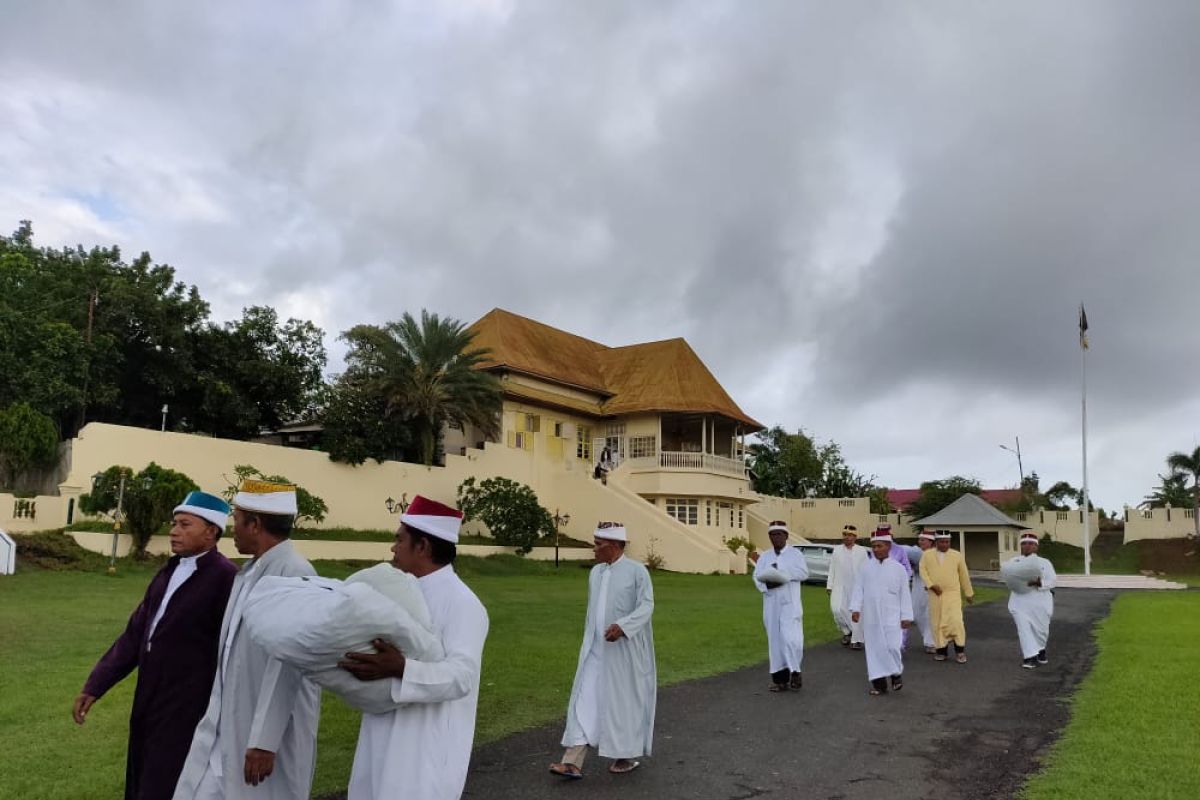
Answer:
[1166, 446, 1200, 539]
[341, 311, 501, 466]
[1140, 472, 1192, 510]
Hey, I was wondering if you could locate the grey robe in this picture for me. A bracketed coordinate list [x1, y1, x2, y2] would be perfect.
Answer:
[562, 556, 656, 760]
[173, 540, 321, 800]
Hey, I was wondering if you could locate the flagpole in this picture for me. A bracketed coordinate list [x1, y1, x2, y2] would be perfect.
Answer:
[1080, 310, 1091, 576]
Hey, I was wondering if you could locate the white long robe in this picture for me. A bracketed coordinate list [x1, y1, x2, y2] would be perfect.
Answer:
[1006, 554, 1057, 659]
[753, 546, 808, 673]
[562, 556, 656, 760]
[849, 556, 914, 681]
[828, 544, 868, 643]
[348, 564, 489, 800]
[907, 546, 935, 649]
[174, 540, 321, 800]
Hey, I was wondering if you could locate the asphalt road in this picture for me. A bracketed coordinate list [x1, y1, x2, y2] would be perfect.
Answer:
[462, 585, 1115, 800]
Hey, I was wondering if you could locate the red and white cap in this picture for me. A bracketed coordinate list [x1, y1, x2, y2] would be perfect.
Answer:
[1019, 532, 1039, 545]
[401, 495, 464, 543]
[871, 523, 893, 542]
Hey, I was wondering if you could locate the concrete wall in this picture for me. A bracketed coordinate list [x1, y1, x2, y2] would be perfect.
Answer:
[1123, 506, 1198, 541]
[67, 531, 595, 563]
[52, 423, 738, 574]
[0, 492, 70, 533]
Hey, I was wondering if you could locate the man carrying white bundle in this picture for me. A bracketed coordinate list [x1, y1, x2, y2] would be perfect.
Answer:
[752, 520, 808, 692]
[337, 495, 489, 800]
[1004, 533, 1057, 669]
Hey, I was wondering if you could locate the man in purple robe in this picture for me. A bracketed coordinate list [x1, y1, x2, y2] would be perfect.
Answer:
[73, 491, 238, 800]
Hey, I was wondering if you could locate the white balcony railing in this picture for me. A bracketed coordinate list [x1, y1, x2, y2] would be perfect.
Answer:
[626, 451, 749, 478]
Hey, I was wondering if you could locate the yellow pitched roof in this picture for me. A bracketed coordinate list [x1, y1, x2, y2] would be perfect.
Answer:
[468, 309, 763, 430]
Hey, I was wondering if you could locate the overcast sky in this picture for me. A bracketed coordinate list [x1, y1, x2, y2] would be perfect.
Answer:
[4, 1, 1199, 511]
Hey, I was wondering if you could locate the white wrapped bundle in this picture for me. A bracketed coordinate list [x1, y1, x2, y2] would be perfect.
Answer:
[1000, 556, 1042, 594]
[244, 563, 444, 713]
[757, 567, 788, 588]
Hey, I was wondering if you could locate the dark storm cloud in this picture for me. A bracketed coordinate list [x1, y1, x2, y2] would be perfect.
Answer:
[3, 1, 1199, 506]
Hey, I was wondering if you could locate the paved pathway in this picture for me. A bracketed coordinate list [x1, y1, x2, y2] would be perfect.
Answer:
[462, 586, 1115, 800]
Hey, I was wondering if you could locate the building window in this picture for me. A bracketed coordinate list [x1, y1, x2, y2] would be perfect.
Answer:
[666, 498, 698, 525]
[606, 422, 626, 437]
[737, 506, 744, 529]
[838, 499, 856, 508]
[553, 420, 564, 438]
[577, 425, 592, 461]
[629, 436, 656, 459]
[705, 500, 712, 526]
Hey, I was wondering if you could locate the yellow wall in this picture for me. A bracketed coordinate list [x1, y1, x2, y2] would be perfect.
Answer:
[1123, 506, 1198, 541]
[66, 531, 595, 563]
[47, 423, 739, 574]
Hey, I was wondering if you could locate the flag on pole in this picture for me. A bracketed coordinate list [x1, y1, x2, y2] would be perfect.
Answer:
[1078, 304, 1089, 350]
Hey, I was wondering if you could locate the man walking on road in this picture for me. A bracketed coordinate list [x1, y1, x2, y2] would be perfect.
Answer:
[828, 524, 868, 650]
[752, 520, 808, 692]
[919, 532, 974, 664]
[550, 522, 656, 779]
[850, 528, 914, 695]
[1005, 533, 1057, 669]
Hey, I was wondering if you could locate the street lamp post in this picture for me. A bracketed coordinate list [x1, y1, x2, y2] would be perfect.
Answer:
[552, 508, 571, 568]
[999, 437, 1025, 488]
[94, 470, 129, 575]
[161, 404, 169, 432]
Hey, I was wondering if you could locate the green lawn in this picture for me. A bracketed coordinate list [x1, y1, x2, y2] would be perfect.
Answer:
[0, 557, 840, 799]
[1020, 592, 1200, 800]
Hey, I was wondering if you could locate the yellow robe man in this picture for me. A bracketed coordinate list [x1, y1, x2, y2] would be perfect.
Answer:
[918, 541, 974, 657]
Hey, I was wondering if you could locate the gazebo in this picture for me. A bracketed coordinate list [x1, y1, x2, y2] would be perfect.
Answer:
[912, 493, 1029, 570]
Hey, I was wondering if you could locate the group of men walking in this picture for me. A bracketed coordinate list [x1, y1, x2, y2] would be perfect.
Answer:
[74, 478, 1059, 799]
[75, 486, 498, 800]
[76, 485, 658, 798]
[759, 520, 1058, 697]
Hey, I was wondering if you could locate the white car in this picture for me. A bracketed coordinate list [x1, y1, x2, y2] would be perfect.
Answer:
[793, 543, 835, 584]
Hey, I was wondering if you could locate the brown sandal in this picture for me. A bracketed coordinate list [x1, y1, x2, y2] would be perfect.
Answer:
[549, 763, 584, 779]
[956, 653, 967, 664]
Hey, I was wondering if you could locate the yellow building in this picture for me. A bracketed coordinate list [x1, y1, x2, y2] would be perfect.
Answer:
[444, 309, 765, 547]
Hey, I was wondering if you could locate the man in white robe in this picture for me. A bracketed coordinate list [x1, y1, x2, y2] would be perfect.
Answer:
[550, 522, 656, 778]
[174, 482, 321, 800]
[828, 524, 868, 650]
[908, 532, 937, 654]
[1006, 533, 1057, 670]
[752, 520, 808, 692]
[337, 495, 490, 800]
[850, 530, 914, 696]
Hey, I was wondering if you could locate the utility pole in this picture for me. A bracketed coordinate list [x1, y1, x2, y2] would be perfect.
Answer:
[108, 470, 127, 575]
[999, 437, 1024, 487]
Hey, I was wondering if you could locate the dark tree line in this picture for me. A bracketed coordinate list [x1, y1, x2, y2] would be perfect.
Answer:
[0, 221, 327, 443]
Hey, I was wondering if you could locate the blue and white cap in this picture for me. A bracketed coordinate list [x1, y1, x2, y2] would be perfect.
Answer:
[173, 491, 231, 529]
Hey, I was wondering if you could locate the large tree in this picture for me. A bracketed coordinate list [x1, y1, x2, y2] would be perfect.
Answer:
[0, 403, 59, 489]
[1165, 446, 1200, 539]
[0, 222, 326, 441]
[904, 476, 983, 525]
[1141, 472, 1192, 510]
[330, 311, 501, 466]
[748, 426, 876, 499]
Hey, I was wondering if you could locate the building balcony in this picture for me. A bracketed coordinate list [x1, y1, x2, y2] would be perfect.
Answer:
[625, 451, 749, 478]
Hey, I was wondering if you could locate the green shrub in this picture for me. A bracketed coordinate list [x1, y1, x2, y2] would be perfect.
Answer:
[79, 463, 198, 558]
[457, 476, 555, 556]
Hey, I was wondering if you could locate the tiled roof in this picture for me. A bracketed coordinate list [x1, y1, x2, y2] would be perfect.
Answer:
[468, 308, 763, 430]
[912, 493, 1027, 528]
